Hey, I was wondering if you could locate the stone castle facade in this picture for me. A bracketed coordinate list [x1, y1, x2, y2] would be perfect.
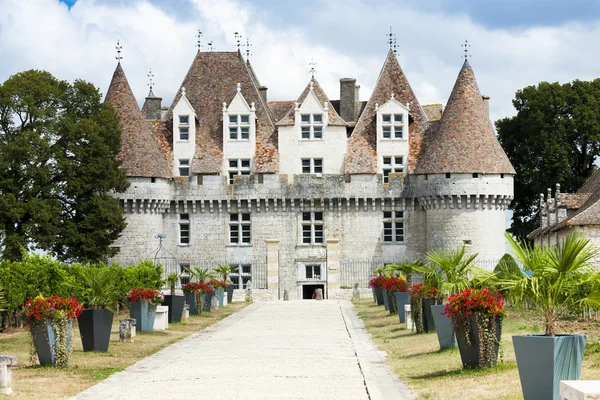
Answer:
[105, 49, 515, 300]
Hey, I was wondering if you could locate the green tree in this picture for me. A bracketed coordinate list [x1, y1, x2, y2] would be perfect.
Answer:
[0, 70, 129, 262]
[497, 80, 600, 240]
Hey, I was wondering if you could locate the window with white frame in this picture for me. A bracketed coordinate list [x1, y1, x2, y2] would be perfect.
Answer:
[382, 156, 404, 183]
[229, 213, 251, 244]
[383, 211, 404, 243]
[305, 264, 322, 280]
[301, 158, 323, 174]
[381, 113, 405, 139]
[179, 213, 190, 245]
[300, 114, 323, 139]
[302, 212, 324, 244]
[178, 115, 189, 141]
[179, 159, 190, 177]
[229, 264, 252, 289]
[229, 114, 250, 140]
[228, 159, 251, 184]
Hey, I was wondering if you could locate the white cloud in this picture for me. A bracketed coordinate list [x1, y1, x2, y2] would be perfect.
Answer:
[1, 0, 600, 124]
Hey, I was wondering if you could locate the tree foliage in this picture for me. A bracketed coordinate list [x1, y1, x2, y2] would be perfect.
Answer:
[0, 70, 129, 262]
[496, 79, 600, 240]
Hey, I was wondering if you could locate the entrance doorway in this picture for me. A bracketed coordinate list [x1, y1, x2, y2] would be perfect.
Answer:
[302, 284, 325, 299]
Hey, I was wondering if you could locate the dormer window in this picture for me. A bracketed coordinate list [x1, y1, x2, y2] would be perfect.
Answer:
[229, 114, 250, 140]
[300, 114, 323, 139]
[178, 159, 190, 176]
[382, 114, 404, 139]
[382, 156, 403, 183]
[178, 115, 190, 141]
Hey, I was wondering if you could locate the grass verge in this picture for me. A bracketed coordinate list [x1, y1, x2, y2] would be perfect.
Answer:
[0, 301, 248, 399]
[353, 299, 600, 400]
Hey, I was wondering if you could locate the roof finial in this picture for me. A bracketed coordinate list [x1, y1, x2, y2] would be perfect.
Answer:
[309, 58, 317, 78]
[309, 81, 314, 90]
[390, 92, 395, 99]
[115, 40, 123, 62]
[245, 37, 252, 59]
[462, 39, 471, 61]
[237, 82, 241, 92]
[181, 87, 186, 97]
[207, 41, 214, 51]
[234, 32, 243, 50]
[196, 30, 203, 51]
[147, 69, 154, 93]
[387, 27, 397, 54]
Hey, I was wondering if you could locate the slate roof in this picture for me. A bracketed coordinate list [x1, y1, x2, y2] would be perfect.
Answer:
[105, 63, 171, 178]
[422, 104, 443, 121]
[275, 78, 347, 127]
[560, 193, 592, 210]
[167, 51, 278, 174]
[415, 60, 516, 175]
[345, 50, 429, 174]
[268, 101, 295, 123]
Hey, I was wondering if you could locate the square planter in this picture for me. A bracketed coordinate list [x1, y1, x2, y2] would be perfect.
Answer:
[226, 284, 234, 303]
[203, 291, 214, 312]
[371, 287, 377, 303]
[395, 292, 409, 324]
[422, 298, 437, 333]
[163, 295, 185, 323]
[382, 289, 390, 311]
[77, 309, 114, 352]
[185, 292, 198, 315]
[455, 314, 502, 368]
[216, 288, 225, 307]
[129, 301, 157, 332]
[430, 304, 456, 349]
[374, 286, 384, 306]
[31, 319, 72, 366]
[387, 290, 397, 314]
[513, 334, 586, 400]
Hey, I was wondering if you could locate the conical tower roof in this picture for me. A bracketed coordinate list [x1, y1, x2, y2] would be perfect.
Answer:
[275, 77, 347, 127]
[105, 63, 171, 178]
[415, 60, 515, 175]
[345, 50, 429, 174]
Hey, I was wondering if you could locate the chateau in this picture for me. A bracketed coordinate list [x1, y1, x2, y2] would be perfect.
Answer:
[105, 48, 515, 300]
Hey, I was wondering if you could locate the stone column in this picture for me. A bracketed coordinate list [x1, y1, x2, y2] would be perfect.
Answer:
[0, 355, 16, 395]
[326, 239, 341, 294]
[266, 239, 280, 300]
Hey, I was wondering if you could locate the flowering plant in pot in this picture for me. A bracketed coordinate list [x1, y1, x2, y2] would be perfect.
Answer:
[369, 274, 386, 306]
[182, 282, 211, 315]
[24, 295, 83, 367]
[188, 267, 216, 312]
[381, 275, 407, 314]
[498, 231, 600, 400]
[213, 265, 237, 305]
[407, 282, 440, 333]
[127, 288, 163, 332]
[444, 287, 505, 368]
[164, 273, 185, 323]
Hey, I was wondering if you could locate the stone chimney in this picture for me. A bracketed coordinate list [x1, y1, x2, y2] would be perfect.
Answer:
[540, 193, 548, 228]
[259, 86, 268, 104]
[144, 89, 162, 120]
[547, 188, 556, 227]
[340, 78, 357, 122]
[556, 183, 567, 222]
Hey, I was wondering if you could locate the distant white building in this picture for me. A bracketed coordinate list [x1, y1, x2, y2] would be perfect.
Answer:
[105, 49, 515, 300]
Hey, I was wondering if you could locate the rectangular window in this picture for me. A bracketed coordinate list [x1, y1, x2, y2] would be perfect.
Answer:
[301, 158, 323, 174]
[229, 213, 251, 244]
[179, 213, 190, 245]
[179, 127, 189, 141]
[381, 113, 405, 139]
[179, 159, 190, 177]
[300, 113, 324, 139]
[305, 265, 322, 280]
[383, 211, 404, 243]
[382, 156, 403, 183]
[229, 264, 252, 289]
[179, 115, 189, 125]
[228, 159, 251, 184]
[228, 114, 250, 140]
[301, 212, 324, 244]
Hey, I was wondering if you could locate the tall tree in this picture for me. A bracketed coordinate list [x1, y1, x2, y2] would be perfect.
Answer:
[0, 70, 129, 262]
[497, 80, 600, 240]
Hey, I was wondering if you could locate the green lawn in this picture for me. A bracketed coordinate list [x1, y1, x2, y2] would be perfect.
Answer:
[353, 299, 600, 400]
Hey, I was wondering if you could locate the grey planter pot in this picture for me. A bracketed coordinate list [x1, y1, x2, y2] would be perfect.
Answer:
[216, 288, 225, 307]
[203, 290, 214, 312]
[185, 292, 198, 315]
[371, 287, 377, 303]
[77, 309, 113, 352]
[163, 295, 184, 323]
[129, 301, 157, 331]
[431, 304, 456, 349]
[387, 290, 396, 314]
[374, 286, 384, 306]
[31, 319, 73, 366]
[226, 284, 234, 303]
[422, 298, 437, 333]
[382, 289, 389, 311]
[455, 314, 502, 368]
[395, 292, 409, 323]
[513, 334, 586, 400]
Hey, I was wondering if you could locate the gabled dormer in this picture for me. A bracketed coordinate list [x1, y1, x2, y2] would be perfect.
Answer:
[172, 87, 197, 177]
[376, 94, 411, 183]
[295, 82, 328, 141]
[222, 83, 256, 183]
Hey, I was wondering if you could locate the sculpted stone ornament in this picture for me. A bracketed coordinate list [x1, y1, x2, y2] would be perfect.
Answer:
[283, 289, 290, 301]
[119, 318, 136, 343]
[315, 288, 323, 301]
[245, 281, 253, 303]
[0, 355, 16, 395]
[352, 283, 361, 301]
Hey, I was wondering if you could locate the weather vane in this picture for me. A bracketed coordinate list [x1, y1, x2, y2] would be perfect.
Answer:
[462, 39, 471, 60]
[235, 32, 243, 50]
[147, 69, 154, 92]
[309, 58, 317, 78]
[197, 30, 203, 51]
[245, 37, 252, 59]
[387, 27, 397, 53]
[208, 41, 214, 51]
[115, 40, 123, 61]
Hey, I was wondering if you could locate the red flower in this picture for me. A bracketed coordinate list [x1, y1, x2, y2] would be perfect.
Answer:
[442, 287, 505, 318]
[23, 295, 83, 322]
[369, 275, 387, 288]
[182, 282, 212, 294]
[408, 283, 439, 299]
[126, 288, 164, 303]
[381, 276, 408, 292]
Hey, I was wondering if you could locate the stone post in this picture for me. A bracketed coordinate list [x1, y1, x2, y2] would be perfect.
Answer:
[266, 239, 280, 300]
[0, 355, 16, 395]
[327, 239, 341, 294]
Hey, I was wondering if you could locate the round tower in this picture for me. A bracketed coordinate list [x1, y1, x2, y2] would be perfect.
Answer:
[412, 59, 515, 261]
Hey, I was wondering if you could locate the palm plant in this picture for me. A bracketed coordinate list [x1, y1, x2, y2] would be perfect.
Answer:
[166, 273, 179, 295]
[214, 264, 234, 282]
[187, 266, 216, 283]
[499, 231, 599, 336]
[72, 264, 118, 310]
[422, 246, 478, 297]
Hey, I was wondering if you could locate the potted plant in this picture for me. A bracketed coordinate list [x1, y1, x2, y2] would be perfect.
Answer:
[499, 231, 600, 400]
[421, 246, 478, 349]
[208, 279, 225, 309]
[444, 287, 505, 368]
[381, 275, 407, 316]
[407, 282, 440, 333]
[24, 295, 83, 367]
[189, 267, 216, 312]
[72, 264, 117, 352]
[369, 274, 386, 306]
[163, 273, 185, 323]
[182, 282, 211, 315]
[214, 265, 237, 305]
[127, 288, 163, 331]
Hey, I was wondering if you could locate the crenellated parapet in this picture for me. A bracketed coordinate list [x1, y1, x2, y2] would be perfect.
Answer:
[417, 193, 513, 211]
